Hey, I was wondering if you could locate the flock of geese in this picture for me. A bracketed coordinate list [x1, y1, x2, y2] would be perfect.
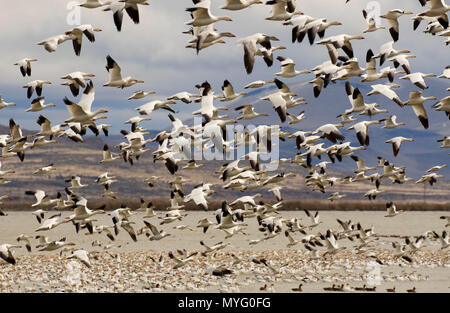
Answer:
[0, 0, 449, 293]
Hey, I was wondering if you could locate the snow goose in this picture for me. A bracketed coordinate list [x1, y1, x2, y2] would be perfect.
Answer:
[38, 238, 76, 251]
[66, 249, 91, 268]
[32, 209, 47, 224]
[37, 34, 71, 52]
[25, 190, 56, 207]
[388, 54, 415, 74]
[237, 33, 280, 74]
[65, 176, 88, 190]
[7, 137, 32, 162]
[114, 220, 137, 242]
[260, 92, 290, 123]
[380, 9, 413, 42]
[220, 80, 246, 101]
[143, 221, 171, 240]
[14, 58, 37, 77]
[168, 251, 198, 269]
[184, 184, 211, 211]
[362, 9, 385, 33]
[103, 1, 148, 31]
[287, 111, 305, 125]
[399, 72, 437, 89]
[361, 49, 396, 83]
[16, 235, 32, 252]
[104, 55, 144, 88]
[418, 0, 450, 24]
[384, 201, 403, 217]
[415, 172, 444, 185]
[321, 230, 345, 255]
[26, 97, 55, 112]
[304, 209, 322, 228]
[344, 82, 369, 114]
[311, 123, 345, 143]
[433, 96, 450, 119]
[35, 214, 71, 232]
[63, 81, 108, 124]
[348, 120, 381, 146]
[328, 192, 346, 201]
[438, 65, 450, 79]
[316, 34, 365, 58]
[136, 99, 176, 115]
[302, 19, 342, 45]
[235, 104, 268, 120]
[33, 163, 56, 175]
[367, 84, 403, 106]
[220, 0, 262, 10]
[61, 72, 95, 97]
[385, 137, 414, 157]
[185, 38, 226, 52]
[427, 164, 447, 172]
[364, 189, 383, 200]
[65, 24, 102, 56]
[351, 156, 376, 173]
[437, 136, 450, 148]
[23, 80, 52, 99]
[128, 90, 155, 100]
[432, 231, 449, 250]
[380, 115, 405, 129]
[276, 56, 310, 78]
[265, 0, 302, 21]
[79, 0, 112, 8]
[244, 80, 274, 89]
[440, 215, 450, 227]
[0, 244, 21, 265]
[167, 91, 200, 104]
[31, 136, 57, 149]
[374, 41, 411, 66]
[101, 144, 120, 163]
[230, 194, 262, 206]
[186, 1, 232, 27]
[0, 95, 16, 110]
[359, 102, 388, 117]
[403, 91, 436, 129]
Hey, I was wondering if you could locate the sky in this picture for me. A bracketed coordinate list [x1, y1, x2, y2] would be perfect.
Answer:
[0, 0, 448, 134]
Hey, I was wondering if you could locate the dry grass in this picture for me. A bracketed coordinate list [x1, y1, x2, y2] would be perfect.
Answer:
[2, 199, 449, 212]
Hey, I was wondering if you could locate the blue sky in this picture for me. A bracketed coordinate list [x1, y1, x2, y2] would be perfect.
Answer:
[0, 0, 448, 135]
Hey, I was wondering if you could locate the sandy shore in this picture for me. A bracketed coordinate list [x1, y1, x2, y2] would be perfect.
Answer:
[0, 211, 449, 293]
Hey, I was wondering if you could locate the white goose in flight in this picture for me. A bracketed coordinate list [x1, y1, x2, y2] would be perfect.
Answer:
[362, 9, 385, 33]
[385, 137, 414, 157]
[437, 136, 450, 148]
[220, 0, 262, 10]
[384, 201, 404, 217]
[403, 91, 436, 129]
[237, 33, 280, 74]
[143, 221, 171, 241]
[0, 244, 21, 265]
[37, 34, 71, 52]
[103, 1, 148, 31]
[25, 190, 57, 207]
[186, 1, 232, 27]
[104, 55, 144, 88]
[399, 72, 437, 89]
[220, 80, 246, 101]
[63, 81, 108, 124]
[23, 80, 52, 99]
[79, 0, 112, 8]
[235, 104, 268, 120]
[276, 56, 310, 78]
[101, 144, 120, 163]
[380, 115, 405, 129]
[367, 84, 403, 106]
[61, 72, 95, 97]
[26, 97, 55, 112]
[128, 90, 156, 100]
[348, 120, 381, 146]
[14, 58, 37, 77]
[380, 9, 413, 42]
[65, 24, 102, 56]
[168, 251, 198, 269]
[265, 0, 302, 21]
[0, 95, 16, 110]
